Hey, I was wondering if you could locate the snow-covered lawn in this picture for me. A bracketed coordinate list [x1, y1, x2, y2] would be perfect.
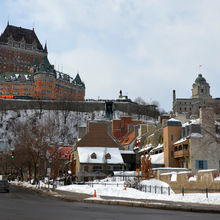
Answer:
[57, 178, 220, 205]
[12, 178, 220, 205]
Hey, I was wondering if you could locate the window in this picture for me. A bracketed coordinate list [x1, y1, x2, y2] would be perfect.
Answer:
[183, 144, 188, 150]
[113, 166, 121, 171]
[84, 165, 88, 172]
[171, 135, 174, 142]
[91, 152, 97, 159]
[171, 151, 174, 158]
[195, 160, 207, 169]
[93, 165, 102, 172]
[181, 161, 184, 168]
[186, 160, 188, 168]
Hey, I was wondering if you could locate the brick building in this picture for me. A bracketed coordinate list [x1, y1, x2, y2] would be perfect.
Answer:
[0, 55, 85, 100]
[0, 23, 85, 101]
[0, 23, 47, 74]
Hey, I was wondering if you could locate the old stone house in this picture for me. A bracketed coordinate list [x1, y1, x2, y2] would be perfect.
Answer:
[72, 121, 124, 181]
[163, 107, 220, 172]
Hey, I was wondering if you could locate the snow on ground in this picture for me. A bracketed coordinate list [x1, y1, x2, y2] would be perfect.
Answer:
[56, 178, 220, 205]
[11, 178, 220, 205]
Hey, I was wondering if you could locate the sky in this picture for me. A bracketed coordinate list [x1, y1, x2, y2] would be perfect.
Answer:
[0, 0, 220, 112]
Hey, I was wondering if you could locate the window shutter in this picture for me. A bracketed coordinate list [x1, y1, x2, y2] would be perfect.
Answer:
[195, 160, 199, 169]
[204, 160, 208, 169]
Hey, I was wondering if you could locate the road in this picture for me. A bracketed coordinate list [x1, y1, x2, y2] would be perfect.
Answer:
[0, 185, 220, 220]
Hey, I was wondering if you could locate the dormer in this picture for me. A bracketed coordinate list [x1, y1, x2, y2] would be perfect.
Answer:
[7, 34, 13, 46]
[90, 152, 97, 159]
[105, 153, 111, 160]
[20, 36, 25, 49]
[32, 39, 37, 50]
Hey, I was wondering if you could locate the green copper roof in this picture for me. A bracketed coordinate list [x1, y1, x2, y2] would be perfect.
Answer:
[36, 56, 55, 76]
[195, 74, 206, 83]
[74, 73, 85, 86]
[32, 57, 40, 66]
[163, 118, 182, 127]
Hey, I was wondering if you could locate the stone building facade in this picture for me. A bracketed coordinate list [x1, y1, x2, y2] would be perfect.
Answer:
[0, 23, 47, 74]
[163, 107, 220, 172]
[173, 74, 220, 117]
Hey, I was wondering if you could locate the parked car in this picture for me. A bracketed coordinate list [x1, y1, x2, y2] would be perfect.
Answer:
[0, 180, 10, 193]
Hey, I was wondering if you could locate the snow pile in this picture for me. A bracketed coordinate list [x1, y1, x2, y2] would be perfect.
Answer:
[189, 176, 197, 182]
[150, 152, 164, 164]
[170, 172, 177, 182]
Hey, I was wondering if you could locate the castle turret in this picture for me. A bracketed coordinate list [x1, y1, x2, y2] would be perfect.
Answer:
[192, 74, 212, 99]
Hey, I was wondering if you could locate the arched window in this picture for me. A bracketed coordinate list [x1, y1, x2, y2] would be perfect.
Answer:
[105, 153, 111, 160]
[91, 152, 97, 159]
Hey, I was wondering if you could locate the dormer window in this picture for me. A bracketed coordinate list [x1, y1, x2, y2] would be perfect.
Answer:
[91, 152, 97, 159]
[105, 153, 111, 160]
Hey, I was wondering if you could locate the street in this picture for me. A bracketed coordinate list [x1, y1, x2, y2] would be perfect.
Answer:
[0, 185, 220, 220]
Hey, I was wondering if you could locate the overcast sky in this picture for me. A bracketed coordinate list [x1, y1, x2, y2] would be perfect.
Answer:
[0, 0, 220, 112]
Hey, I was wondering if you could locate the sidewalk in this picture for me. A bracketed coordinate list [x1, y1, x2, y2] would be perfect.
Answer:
[52, 189, 220, 213]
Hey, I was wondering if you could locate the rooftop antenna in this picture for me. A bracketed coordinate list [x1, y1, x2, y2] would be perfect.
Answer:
[7, 16, 9, 25]
[33, 22, 35, 31]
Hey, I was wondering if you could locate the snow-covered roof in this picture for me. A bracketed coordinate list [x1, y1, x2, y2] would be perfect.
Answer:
[168, 118, 180, 122]
[182, 119, 200, 127]
[138, 144, 152, 153]
[190, 133, 203, 138]
[174, 137, 187, 145]
[77, 147, 124, 164]
[150, 152, 164, 164]
[152, 144, 163, 151]
[198, 169, 217, 173]
[120, 150, 135, 154]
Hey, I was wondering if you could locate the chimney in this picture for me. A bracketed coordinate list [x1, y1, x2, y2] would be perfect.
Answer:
[200, 106, 215, 136]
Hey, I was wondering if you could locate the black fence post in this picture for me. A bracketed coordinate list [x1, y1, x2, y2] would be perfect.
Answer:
[182, 187, 184, 196]
[168, 187, 170, 196]
[161, 186, 163, 194]
[155, 186, 157, 194]
[150, 185, 151, 193]
[206, 188, 208, 198]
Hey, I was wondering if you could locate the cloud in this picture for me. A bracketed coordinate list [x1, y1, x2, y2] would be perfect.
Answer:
[1, 0, 220, 111]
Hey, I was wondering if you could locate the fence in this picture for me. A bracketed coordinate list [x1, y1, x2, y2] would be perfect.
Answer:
[138, 184, 171, 196]
[138, 184, 220, 198]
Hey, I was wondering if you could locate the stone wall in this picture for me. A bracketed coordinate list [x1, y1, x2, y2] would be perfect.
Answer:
[0, 99, 159, 118]
[155, 169, 220, 193]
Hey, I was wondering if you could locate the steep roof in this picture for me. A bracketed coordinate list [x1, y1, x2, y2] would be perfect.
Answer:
[77, 147, 124, 164]
[74, 73, 85, 86]
[0, 24, 43, 50]
[77, 121, 120, 148]
[37, 56, 55, 76]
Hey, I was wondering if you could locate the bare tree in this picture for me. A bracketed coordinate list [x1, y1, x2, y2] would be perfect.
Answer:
[134, 97, 148, 105]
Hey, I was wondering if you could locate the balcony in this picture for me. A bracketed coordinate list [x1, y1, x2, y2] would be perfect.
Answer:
[174, 149, 189, 158]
